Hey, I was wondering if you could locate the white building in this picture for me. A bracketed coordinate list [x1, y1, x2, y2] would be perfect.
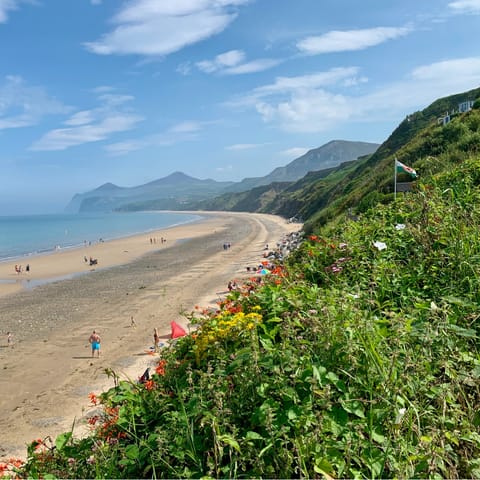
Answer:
[458, 100, 474, 113]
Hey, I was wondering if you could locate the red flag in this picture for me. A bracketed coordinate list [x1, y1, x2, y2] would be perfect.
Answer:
[171, 321, 186, 339]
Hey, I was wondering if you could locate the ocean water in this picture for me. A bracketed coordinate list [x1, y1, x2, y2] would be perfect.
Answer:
[0, 211, 202, 262]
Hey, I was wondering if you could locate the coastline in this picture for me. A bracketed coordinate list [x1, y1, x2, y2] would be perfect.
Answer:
[0, 211, 301, 460]
[0, 212, 212, 298]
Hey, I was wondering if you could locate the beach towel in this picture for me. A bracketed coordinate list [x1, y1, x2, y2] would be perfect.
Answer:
[171, 321, 186, 339]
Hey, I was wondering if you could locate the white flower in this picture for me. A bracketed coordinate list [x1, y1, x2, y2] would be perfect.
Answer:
[373, 241, 387, 251]
[395, 407, 406, 424]
[395, 223, 406, 230]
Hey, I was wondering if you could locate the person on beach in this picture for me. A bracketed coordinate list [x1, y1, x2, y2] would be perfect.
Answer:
[153, 328, 160, 352]
[7, 332, 13, 348]
[89, 330, 101, 358]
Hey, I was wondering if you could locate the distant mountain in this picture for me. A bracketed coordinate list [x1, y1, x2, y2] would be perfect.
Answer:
[225, 140, 379, 193]
[65, 172, 235, 213]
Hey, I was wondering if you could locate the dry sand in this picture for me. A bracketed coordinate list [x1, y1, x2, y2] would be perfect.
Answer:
[0, 211, 300, 460]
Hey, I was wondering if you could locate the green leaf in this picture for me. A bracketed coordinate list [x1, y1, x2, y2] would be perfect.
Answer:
[446, 324, 478, 338]
[442, 295, 476, 308]
[371, 430, 386, 444]
[218, 434, 241, 453]
[341, 400, 365, 418]
[287, 408, 297, 420]
[312, 364, 327, 384]
[258, 443, 273, 458]
[55, 431, 72, 452]
[313, 459, 335, 479]
[245, 431, 264, 441]
[125, 444, 140, 460]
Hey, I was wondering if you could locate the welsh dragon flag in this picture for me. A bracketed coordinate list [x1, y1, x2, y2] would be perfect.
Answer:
[395, 159, 417, 178]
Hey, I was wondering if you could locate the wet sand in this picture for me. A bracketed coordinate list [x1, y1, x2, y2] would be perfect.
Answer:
[0, 212, 300, 460]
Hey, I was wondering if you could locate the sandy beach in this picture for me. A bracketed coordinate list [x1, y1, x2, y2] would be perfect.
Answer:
[0, 211, 300, 461]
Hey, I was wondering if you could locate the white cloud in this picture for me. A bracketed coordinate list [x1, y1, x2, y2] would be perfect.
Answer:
[255, 67, 362, 95]
[31, 92, 143, 151]
[228, 67, 362, 108]
[196, 49, 281, 75]
[0, 0, 24, 23]
[64, 110, 95, 126]
[104, 119, 212, 155]
[255, 90, 352, 133]
[410, 57, 480, 82]
[0, 75, 68, 130]
[225, 143, 262, 150]
[84, 0, 251, 56]
[168, 120, 203, 133]
[176, 62, 192, 75]
[196, 49, 245, 73]
[297, 26, 410, 55]
[104, 140, 144, 156]
[280, 147, 310, 158]
[224, 58, 281, 75]
[233, 57, 480, 133]
[448, 0, 480, 13]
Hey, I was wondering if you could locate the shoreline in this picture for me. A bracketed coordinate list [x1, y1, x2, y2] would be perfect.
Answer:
[0, 212, 213, 298]
[0, 212, 301, 460]
[0, 211, 203, 265]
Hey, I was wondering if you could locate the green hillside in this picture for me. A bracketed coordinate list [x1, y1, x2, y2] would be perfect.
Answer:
[12, 89, 480, 478]
[196, 87, 480, 234]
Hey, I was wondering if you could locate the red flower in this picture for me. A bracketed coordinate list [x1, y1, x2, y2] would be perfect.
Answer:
[88, 415, 99, 426]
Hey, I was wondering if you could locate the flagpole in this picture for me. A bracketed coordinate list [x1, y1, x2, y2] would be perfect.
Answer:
[394, 158, 397, 200]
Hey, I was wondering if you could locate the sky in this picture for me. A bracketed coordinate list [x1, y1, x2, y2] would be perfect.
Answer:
[1, 0, 480, 214]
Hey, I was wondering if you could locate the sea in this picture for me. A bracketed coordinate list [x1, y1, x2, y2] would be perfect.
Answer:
[0, 211, 202, 262]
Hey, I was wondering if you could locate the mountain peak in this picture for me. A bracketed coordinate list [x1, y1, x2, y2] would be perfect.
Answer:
[164, 171, 194, 181]
[94, 182, 122, 192]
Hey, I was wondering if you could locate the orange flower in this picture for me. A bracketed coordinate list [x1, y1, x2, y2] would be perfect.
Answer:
[88, 392, 98, 405]
[309, 235, 318, 241]
[144, 380, 155, 391]
[155, 359, 167, 376]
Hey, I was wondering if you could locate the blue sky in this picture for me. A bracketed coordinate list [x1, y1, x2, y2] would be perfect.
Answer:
[1, 0, 480, 214]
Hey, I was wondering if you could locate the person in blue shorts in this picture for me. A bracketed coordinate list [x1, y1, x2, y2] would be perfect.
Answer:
[89, 330, 101, 358]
